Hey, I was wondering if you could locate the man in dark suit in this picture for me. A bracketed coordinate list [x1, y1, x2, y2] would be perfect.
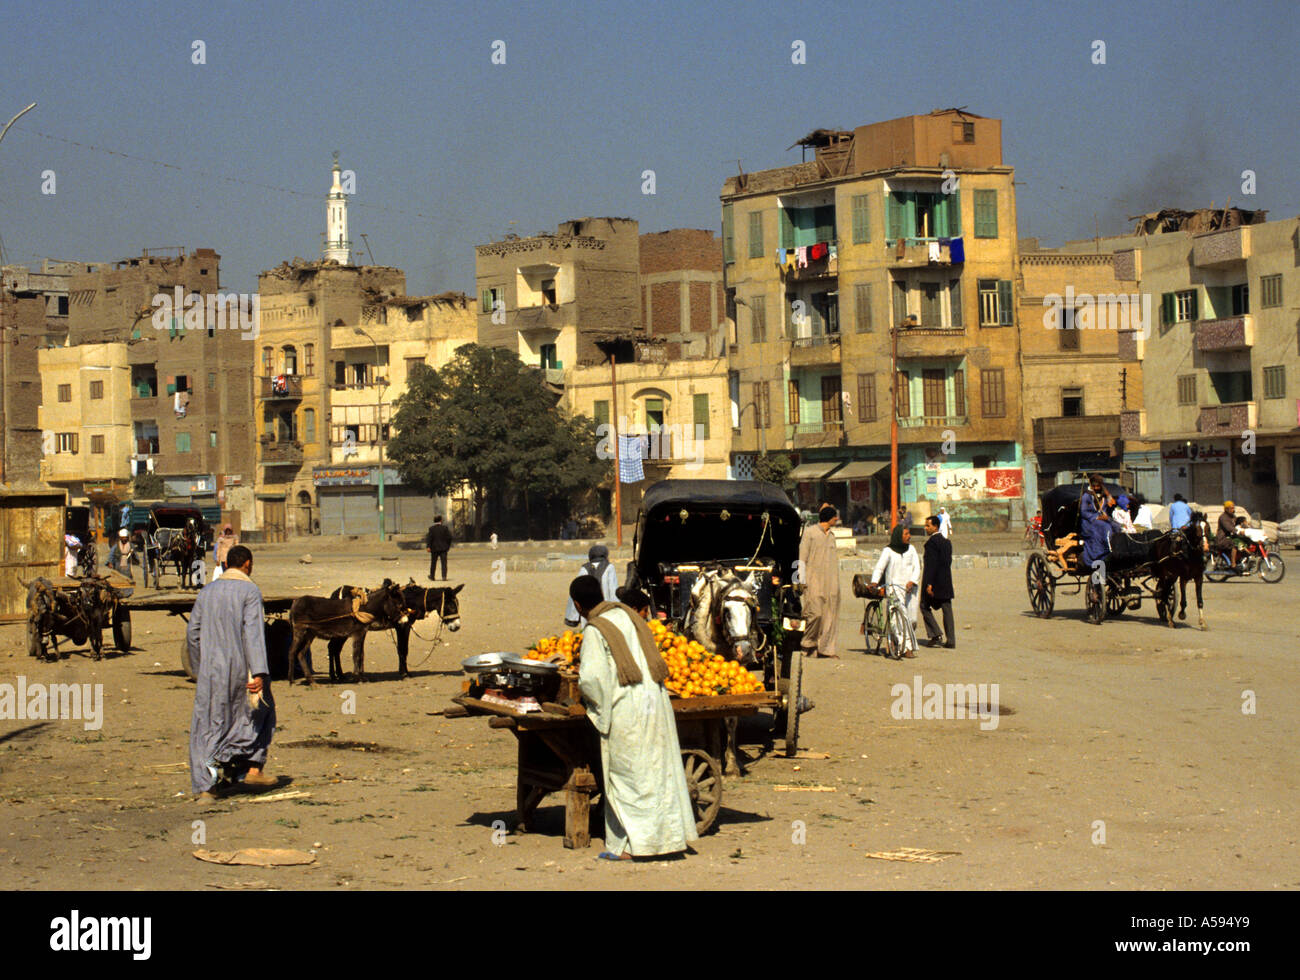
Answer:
[425, 515, 453, 581]
[920, 515, 955, 648]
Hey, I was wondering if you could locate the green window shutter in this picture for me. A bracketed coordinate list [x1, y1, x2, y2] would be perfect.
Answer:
[480, 288, 491, 314]
[998, 280, 1014, 326]
[851, 195, 870, 243]
[722, 205, 735, 263]
[813, 205, 836, 243]
[903, 192, 917, 239]
[949, 278, 963, 328]
[855, 282, 872, 332]
[779, 208, 795, 249]
[939, 189, 961, 237]
[1161, 292, 1175, 324]
[1189, 290, 1199, 321]
[748, 212, 764, 259]
[886, 193, 905, 240]
[176, 432, 190, 453]
[593, 399, 610, 429]
[974, 189, 998, 238]
[166, 382, 177, 395]
[693, 393, 709, 441]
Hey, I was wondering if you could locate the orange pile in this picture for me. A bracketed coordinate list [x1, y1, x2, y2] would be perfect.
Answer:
[524, 629, 581, 666]
[648, 619, 763, 698]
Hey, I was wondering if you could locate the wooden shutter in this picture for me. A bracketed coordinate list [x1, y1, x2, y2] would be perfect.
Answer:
[948, 278, 963, 328]
[998, 280, 1014, 325]
[953, 369, 965, 416]
[855, 283, 873, 333]
[748, 212, 764, 259]
[858, 373, 876, 422]
[851, 195, 870, 243]
[722, 205, 735, 263]
[892, 279, 908, 324]
[821, 375, 842, 424]
[886, 192, 909, 240]
[693, 393, 709, 440]
[814, 205, 836, 243]
[780, 208, 795, 250]
[788, 379, 800, 425]
[974, 189, 998, 238]
[896, 370, 911, 417]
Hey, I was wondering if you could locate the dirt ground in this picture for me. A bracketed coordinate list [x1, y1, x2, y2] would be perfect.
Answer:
[1, 542, 1297, 891]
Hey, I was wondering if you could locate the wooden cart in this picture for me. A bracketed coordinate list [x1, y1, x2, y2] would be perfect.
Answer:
[448, 675, 779, 849]
[25, 572, 135, 659]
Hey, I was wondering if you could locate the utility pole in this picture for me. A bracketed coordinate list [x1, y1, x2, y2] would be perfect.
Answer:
[890, 320, 900, 529]
[354, 327, 387, 541]
[0, 103, 37, 485]
[610, 352, 622, 546]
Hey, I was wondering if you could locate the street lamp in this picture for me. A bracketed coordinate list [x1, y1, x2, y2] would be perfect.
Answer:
[354, 327, 388, 541]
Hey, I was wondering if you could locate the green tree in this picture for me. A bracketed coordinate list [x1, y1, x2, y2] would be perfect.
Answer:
[752, 452, 794, 490]
[388, 343, 609, 539]
[133, 472, 165, 499]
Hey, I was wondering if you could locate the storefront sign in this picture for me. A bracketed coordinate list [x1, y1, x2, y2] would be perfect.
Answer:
[1161, 442, 1228, 463]
[935, 467, 1024, 501]
[313, 466, 403, 487]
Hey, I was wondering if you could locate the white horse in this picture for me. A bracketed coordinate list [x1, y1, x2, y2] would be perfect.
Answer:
[687, 567, 761, 665]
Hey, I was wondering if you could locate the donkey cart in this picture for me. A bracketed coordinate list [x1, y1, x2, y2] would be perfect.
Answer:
[26, 572, 134, 662]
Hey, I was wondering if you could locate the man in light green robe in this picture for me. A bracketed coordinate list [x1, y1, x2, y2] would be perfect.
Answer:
[571, 576, 697, 859]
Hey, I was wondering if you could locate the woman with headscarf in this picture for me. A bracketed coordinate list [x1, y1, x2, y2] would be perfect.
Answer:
[214, 524, 240, 569]
[1111, 494, 1136, 534]
[564, 543, 620, 628]
[870, 524, 921, 657]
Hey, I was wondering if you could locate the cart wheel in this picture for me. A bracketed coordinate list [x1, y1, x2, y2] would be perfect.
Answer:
[112, 607, 132, 652]
[782, 646, 803, 757]
[1026, 553, 1055, 618]
[180, 635, 196, 681]
[1105, 580, 1126, 618]
[682, 748, 722, 834]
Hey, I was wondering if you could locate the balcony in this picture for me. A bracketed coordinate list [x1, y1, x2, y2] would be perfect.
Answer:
[788, 333, 842, 366]
[544, 367, 566, 385]
[259, 374, 304, 400]
[788, 420, 845, 449]
[1192, 226, 1250, 268]
[1197, 401, 1256, 436]
[1117, 329, 1144, 362]
[260, 440, 304, 466]
[1032, 415, 1120, 454]
[896, 325, 967, 358]
[785, 252, 838, 282]
[134, 437, 160, 456]
[1195, 315, 1253, 352]
[898, 415, 969, 431]
[1120, 410, 1145, 439]
[887, 238, 958, 269]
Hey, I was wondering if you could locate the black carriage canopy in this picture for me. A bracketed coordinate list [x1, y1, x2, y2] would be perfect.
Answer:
[1039, 481, 1125, 546]
[633, 479, 802, 581]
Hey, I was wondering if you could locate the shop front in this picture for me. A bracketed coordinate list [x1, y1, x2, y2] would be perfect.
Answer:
[314, 465, 437, 536]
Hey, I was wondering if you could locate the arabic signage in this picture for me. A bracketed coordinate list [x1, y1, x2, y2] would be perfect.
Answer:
[312, 466, 403, 487]
[935, 467, 1024, 501]
[1161, 441, 1228, 463]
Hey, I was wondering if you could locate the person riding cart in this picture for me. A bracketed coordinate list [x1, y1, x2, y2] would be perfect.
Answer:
[1080, 473, 1114, 583]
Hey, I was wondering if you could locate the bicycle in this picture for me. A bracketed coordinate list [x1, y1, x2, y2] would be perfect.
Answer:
[1022, 518, 1044, 550]
[858, 581, 918, 660]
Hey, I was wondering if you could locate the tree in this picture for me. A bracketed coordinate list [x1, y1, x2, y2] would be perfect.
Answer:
[387, 343, 609, 539]
[133, 472, 165, 499]
[753, 452, 794, 490]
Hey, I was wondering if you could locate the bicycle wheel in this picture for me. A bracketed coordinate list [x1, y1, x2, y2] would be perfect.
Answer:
[882, 599, 905, 660]
[1260, 553, 1286, 584]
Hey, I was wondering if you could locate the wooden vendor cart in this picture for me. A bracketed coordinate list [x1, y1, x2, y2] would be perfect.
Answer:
[448, 673, 779, 849]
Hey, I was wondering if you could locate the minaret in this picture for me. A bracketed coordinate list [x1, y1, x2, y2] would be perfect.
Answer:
[323, 151, 351, 264]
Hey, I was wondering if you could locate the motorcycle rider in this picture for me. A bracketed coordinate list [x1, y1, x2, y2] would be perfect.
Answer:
[1214, 500, 1241, 570]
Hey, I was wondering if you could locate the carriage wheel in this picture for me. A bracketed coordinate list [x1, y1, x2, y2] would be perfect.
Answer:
[112, 607, 132, 652]
[681, 748, 722, 834]
[180, 636, 196, 681]
[1260, 554, 1286, 584]
[1026, 553, 1055, 619]
[1106, 579, 1126, 618]
[781, 645, 803, 757]
[1086, 580, 1105, 625]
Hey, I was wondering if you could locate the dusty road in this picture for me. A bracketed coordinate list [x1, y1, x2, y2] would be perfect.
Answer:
[1, 543, 1296, 890]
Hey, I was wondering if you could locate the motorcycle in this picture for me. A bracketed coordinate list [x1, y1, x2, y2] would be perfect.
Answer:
[1204, 533, 1285, 584]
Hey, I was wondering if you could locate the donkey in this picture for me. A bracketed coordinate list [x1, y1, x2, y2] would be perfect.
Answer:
[77, 578, 121, 661]
[686, 567, 761, 665]
[326, 580, 463, 682]
[27, 578, 90, 663]
[286, 582, 409, 685]
[1151, 513, 1209, 630]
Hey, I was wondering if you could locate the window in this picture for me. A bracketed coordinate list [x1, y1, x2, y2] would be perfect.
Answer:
[352, 362, 368, 386]
[86, 380, 103, 400]
[953, 369, 965, 416]
[954, 120, 976, 143]
[886, 190, 959, 240]
[754, 381, 770, 429]
[973, 190, 998, 238]
[1062, 387, 1084, 417]
[948, 278, 963, 328]
[810, 290, 839, 335]
[751, 296, 767, 343]
[303, 344, 315, 376]
[56, 432, 78, 454]
[406, 356, 425, 375]
[645, 397, 664, 431]
[1260, 274, 1283, 309]
[854, 283, 873, 333]
[57, 296, 69, 316]
[722, 204, 735, 264]
[58, 384, 71, 402]
[978, 279, 1013, 326]
[176, 432, 191, 453]
[175, 375, 189, 393]
[1162, 290, 1199, 324]
[284, 346, 298, 375]
[896, 370, 911, 418]
[540, 278, 557, 305]
[748, 212, 764, 259]
[920, 282, 942, 327]
[892, 278, 909, 324]
[1209, 370, 1251, 403]
[1231, 283, 1250, 316]
[857, 373, 877, 422]
[821, 375, 842, 424]
[207, 372, 216, 391]
[304, 408, 316, 442]
[593, 400, 610, 429]
[851, 194, 871, 244]
[91, 435, 105, 454]
[334, 361, 347, 386]
[693, 393, 710, 440]
[1176, 374, 1197, 405]
[1059, 314, 1080, 350]
[539, 344, 558, 370]
[788, 379, 800, 425]
[1263, 365, 1286, 399]
[779, 204, 837, 248]
[480, 286, 504, 314]
[209, 430, 217, 448]
[922, 369, 946, 417]
[262, 347, 272, 374]
[980, 368, 1006, 417]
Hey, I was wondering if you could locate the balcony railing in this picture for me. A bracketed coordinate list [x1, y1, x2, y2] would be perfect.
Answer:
[898, 415, 969, 429]
[788, 420, 845, 449]
[1032, 415, 1120, 454]
[785, 252, 838, 281]
[260, 441, 304, 466]
[134, 437, 160, 455]
[887, 238, 959, 268]
[788, 332, 842, 364]
[1194, 315, 1253, 352]
[1197, 401, 1256, 435]
[260, 374, 304, 400]
[1192, 227, 1250, 267]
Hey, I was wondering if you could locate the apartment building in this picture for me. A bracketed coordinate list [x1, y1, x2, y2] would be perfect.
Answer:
[474, 217, 642, 380]
[1105, 212, 1300, 519]
[316, 293, 477, 534]
[1016, 245, 1158, 499]
[720, 110, 1025, 526]
[36, 343, 134, 495]
[61, 248, 256, 522]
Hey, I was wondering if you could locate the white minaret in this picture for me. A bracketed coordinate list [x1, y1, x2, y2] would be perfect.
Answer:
[323, 151, 351, 264]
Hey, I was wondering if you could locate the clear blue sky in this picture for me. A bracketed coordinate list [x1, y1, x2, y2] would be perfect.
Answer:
[2, 0, 1296, 295]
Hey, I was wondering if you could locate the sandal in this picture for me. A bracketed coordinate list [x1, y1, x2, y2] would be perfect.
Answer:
[597, 851, 631, 861]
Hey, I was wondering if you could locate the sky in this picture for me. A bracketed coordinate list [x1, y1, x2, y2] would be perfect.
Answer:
[1, 0, 1296, 296]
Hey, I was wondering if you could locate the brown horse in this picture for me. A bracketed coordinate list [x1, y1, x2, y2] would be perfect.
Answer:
[1151, 513, 1209, 630]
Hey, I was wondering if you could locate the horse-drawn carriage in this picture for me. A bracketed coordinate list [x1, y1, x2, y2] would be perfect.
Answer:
[625, 479, 809, 754]
[122, 503, 214, 589]
[1026, 483, 1208, 627]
